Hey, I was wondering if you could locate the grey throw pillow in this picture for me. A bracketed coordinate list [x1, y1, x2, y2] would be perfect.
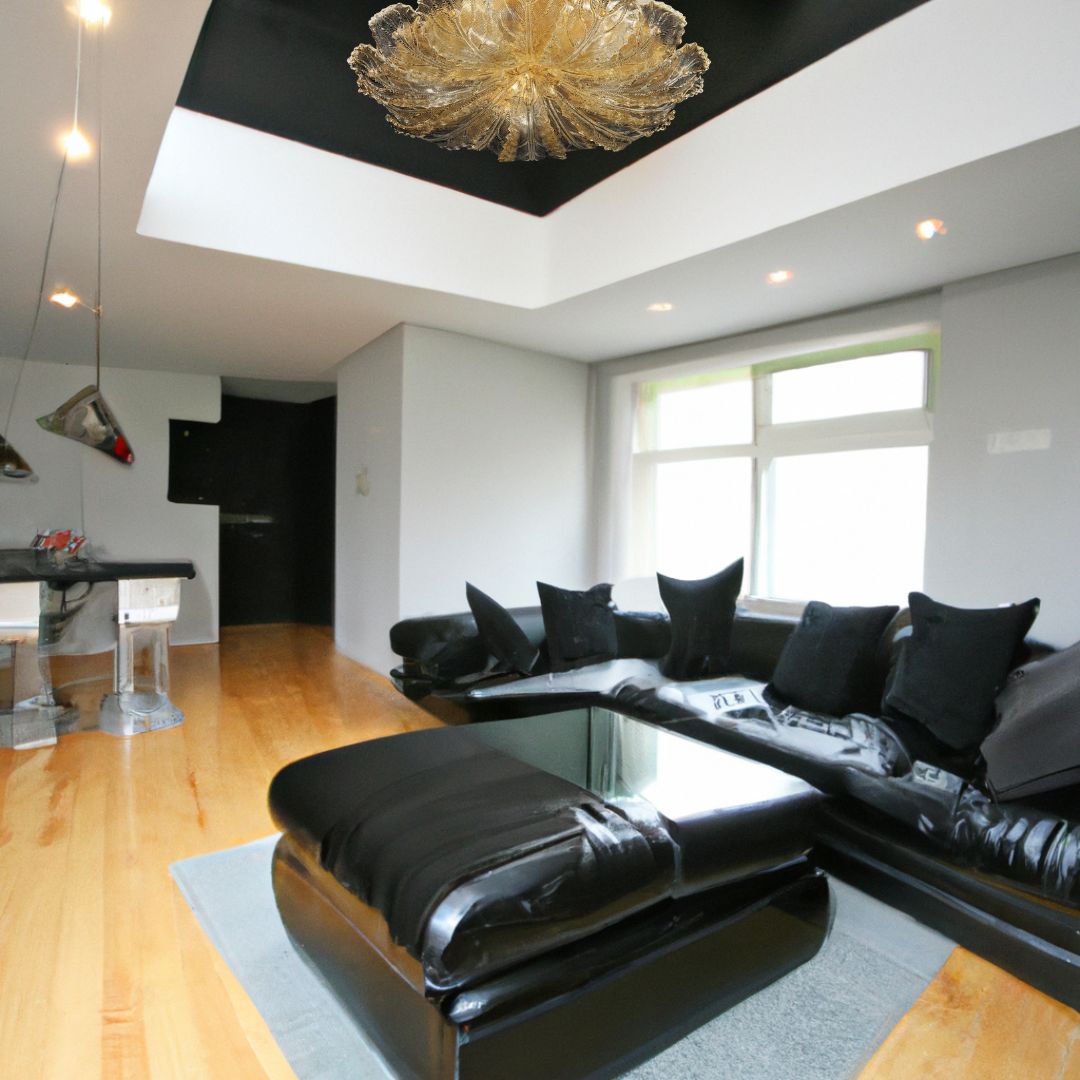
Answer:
[983, 640, 1080, 800]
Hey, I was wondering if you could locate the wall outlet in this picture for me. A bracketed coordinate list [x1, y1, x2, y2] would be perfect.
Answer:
[355, 468, 370, 496]
[987, 429, 1052, 454]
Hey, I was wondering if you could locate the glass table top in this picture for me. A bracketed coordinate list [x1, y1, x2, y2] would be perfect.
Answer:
[463, 707, 816, 823]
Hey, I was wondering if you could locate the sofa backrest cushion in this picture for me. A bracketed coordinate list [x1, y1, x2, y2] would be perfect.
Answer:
[767, 602, 900, 718]
[613, 609, 671, 659]
[729, 612, 796, 680]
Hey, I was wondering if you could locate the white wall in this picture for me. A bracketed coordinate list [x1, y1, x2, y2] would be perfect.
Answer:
[335, 324, 590, 672]
[335, 327, 405, 674]
[925, 254, 1080, 646]
[399, 325, 590, 616]
[0, 358, 220, 643]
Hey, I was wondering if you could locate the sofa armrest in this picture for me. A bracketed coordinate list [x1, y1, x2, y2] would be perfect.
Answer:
[390, 606, 546, 662]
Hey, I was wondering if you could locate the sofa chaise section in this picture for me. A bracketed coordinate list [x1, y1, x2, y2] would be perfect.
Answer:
[269, 723, 830, 1079]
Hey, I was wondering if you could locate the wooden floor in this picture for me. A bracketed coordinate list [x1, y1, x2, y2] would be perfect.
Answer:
[0, 625, 1076, 1079]
[860, 949, 1080, 1079]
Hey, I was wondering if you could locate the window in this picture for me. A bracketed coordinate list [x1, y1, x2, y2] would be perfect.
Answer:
[630, 342, 935, 605]
[769, 350, 926, 424]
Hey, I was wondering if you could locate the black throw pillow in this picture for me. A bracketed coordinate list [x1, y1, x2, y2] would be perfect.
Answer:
[657, 558, 743, 681]
[982, 639, 1080, 800]
[536, 581, 617, 672]
[767, 601, 900, 717]
[882, 591, 1040, 752]
[465, 582, 538, 675]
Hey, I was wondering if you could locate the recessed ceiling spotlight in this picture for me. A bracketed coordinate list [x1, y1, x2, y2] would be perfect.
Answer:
[78, 0, 112, 26]
[766, 270, 794, 285]
[49, 289, 81, 309]
[646, 302, 674, 313]
[915, 218, 947, 240]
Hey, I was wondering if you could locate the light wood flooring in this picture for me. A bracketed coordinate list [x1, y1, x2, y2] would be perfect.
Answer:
[0, 624, 1076, 1078]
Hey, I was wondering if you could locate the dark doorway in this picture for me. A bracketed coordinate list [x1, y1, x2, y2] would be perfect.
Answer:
[169, 394, 336, 626]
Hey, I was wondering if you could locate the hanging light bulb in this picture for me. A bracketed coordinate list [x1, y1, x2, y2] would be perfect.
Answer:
[78, 0, 112, 26]
[50, 288, 83, 308]
[32, 0, 134, 470]
[3, 0, 113, 484]
[62, 126, 92, 160]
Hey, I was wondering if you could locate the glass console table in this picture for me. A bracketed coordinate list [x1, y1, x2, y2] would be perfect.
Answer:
[0, 551, 196, 748]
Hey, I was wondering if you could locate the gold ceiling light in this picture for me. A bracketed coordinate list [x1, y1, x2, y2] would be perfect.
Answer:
[348, 0, 710, 162]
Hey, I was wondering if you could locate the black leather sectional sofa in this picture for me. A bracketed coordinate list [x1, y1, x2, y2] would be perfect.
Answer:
[389, 602, 1080, 1011]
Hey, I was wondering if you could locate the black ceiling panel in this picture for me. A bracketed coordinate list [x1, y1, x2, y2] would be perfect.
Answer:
[178, 0, 932, 216]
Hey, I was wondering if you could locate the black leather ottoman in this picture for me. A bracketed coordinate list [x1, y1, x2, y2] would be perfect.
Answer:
[269, 708, 830, 1080]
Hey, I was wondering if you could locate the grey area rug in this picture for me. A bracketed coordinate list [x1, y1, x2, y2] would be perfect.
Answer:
[172, 836, 954, 1080]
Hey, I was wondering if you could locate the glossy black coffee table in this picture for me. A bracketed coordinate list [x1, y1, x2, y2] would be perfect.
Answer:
[270, 707, 830, 1080]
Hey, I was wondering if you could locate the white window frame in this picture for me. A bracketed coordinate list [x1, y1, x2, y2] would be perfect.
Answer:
[629, 337, 937, 603]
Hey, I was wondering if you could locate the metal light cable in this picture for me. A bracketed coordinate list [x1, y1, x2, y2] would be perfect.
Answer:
[94, 17, 103, 391]
[1, 17, 85, 442]
[82, 21, 105, 533]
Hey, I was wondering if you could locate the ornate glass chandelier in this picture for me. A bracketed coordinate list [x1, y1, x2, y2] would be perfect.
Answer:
[349, 0, 710, 162]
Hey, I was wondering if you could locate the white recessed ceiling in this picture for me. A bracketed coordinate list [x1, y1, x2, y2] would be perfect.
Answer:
[2, 0, 1079, 383]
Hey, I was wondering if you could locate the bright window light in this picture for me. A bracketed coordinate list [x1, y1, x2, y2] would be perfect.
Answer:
[654, 457, 752, 580]
[770, 351, 927, 425]
[761, 446, 928, 605]
[652, 379, 753, 451]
